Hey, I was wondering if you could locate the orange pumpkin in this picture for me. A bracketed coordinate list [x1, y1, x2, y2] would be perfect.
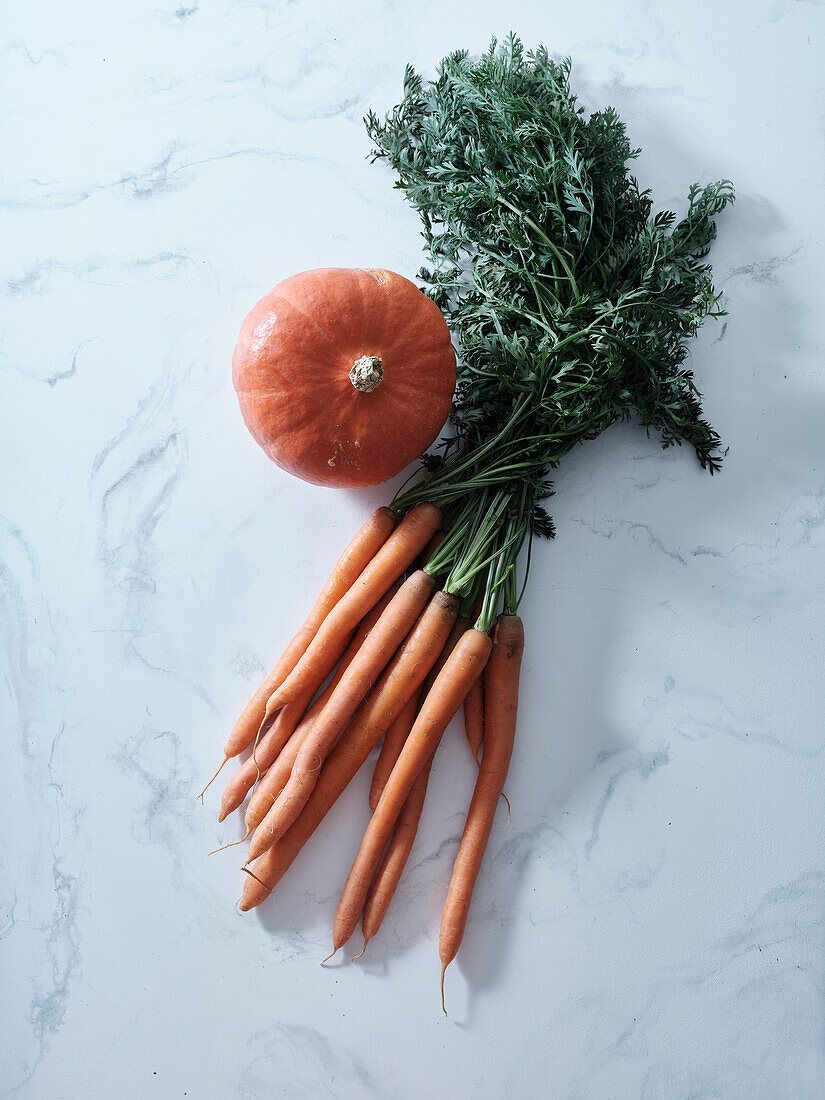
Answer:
[232, 268, 456, 488]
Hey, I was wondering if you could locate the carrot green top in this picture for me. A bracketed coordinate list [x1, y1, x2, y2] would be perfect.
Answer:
[368, 35, 733, 631]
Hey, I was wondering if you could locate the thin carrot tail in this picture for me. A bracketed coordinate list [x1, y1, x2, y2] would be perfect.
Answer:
[440, 962, 448, 1016]
[502, 790, 511, 824]
[198, 756, 228, 803]
[255, 701, 280, 746]
[320, 947, 338, 966]
[240, 864, 268, 891]
[207, 824, 252, 855]
[351, 939, 368, 962]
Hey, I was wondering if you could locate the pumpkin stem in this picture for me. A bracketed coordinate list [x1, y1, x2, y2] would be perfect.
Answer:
[350, 355, 383, 393]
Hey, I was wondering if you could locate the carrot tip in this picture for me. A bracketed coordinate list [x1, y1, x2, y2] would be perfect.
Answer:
[198, 756, 228, 802]
[440, 963, 448, 1017]
[320, 948, 338, 966]
[502, 790, 512, 825]
[351, 939, 368, 962]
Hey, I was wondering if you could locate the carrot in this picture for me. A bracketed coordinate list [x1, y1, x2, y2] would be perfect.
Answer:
[359, 617, 471, 948]
[238, 591, 460, 911]
[331, 627, 493, 951]
[439, 614, 523, 1012]
[463, 676, 484, 766]
[368, 692, 419, 813]
[221, 506, 398, 761]
[462, 594, 486, 766]
[259, 503, 441, 723]
[359, 753, 434, 952]
[243, 588, 398, 832]
[245, 571, 438, 859]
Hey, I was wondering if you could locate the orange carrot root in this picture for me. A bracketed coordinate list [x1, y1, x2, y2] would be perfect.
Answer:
[362, 753, 434, 943]
[369, 691, 420, 811]
[333, 628, 492, 949]
[360, 618, 472, 941]
[463, 675, 484, 766]
[438, 615, 523, 972]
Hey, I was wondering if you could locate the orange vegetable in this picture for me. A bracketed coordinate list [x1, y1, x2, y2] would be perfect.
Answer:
[439, 614, 523, 1012]
[331, 628, 493, 951]
[359, 617, 471, 950]
[368, 693, 419, 813]
[462, 676, 484, 766]
[232, 268, 456, 487]
[360, 754, 434, 952]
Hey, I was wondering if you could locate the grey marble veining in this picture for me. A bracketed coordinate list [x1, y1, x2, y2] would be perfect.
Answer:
[3, 1, 825, 1097]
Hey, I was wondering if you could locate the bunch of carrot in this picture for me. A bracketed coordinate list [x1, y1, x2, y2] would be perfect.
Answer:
[204, 503, 522, 1006]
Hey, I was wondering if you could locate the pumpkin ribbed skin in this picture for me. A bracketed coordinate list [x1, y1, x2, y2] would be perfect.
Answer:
[232, 268, 456, 488]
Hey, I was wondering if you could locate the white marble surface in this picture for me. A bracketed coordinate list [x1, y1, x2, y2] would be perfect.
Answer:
[3, 1, 825, 1096]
